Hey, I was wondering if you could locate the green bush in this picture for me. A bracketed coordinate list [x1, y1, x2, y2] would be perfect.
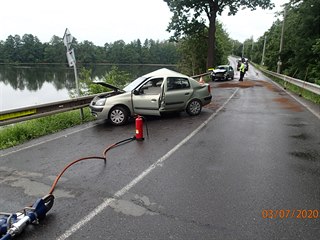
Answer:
[0, 108, 94, 150]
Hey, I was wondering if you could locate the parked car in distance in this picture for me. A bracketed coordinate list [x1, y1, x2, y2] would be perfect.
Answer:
[89, 68, 212, 125]
[210, 65, 234, 81]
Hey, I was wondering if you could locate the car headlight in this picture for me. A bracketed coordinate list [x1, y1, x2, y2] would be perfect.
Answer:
[95, 98, 106, 106]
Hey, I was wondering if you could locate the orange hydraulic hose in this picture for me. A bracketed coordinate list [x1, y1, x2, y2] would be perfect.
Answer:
[48, 156, 106, 195]
[48, 137, 135, 195]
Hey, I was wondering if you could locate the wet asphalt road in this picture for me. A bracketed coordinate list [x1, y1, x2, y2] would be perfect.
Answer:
[1, 59, 320, 240]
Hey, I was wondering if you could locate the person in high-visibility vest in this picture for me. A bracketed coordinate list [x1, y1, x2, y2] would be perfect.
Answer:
[239, 58, 246, 81]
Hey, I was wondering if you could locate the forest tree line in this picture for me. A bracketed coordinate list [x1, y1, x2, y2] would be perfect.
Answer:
[235, 0, 319, 84]
[0, 0, 318, 83]
[0, 36, 180, 65]
[0, 20, 231, 76]
[0, 23, 231, 74]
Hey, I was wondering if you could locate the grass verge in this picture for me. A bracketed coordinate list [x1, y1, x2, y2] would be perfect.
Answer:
[252, 63, 320, 104]
[265, 73, 320, 104]
[0, 107, 95, 150]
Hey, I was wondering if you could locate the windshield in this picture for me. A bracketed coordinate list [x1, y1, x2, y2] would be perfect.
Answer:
[217, 66, 227, 70]
[123, 76, 147, 92]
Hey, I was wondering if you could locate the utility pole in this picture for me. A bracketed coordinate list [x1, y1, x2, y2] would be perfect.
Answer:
[242, 42, 245, 58]
[261, 35, 267, 65]
[251, 36, 254, 60]
[277, 8, 286, 73]
[232, 41, 235, 56]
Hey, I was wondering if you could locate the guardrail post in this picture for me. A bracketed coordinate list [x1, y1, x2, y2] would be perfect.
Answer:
[80, 108, 84, 121]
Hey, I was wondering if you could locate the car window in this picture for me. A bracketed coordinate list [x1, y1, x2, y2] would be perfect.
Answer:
[167, 77, 190, 91]
[140, 78, 163, 95]
[123, 76, 147, 92]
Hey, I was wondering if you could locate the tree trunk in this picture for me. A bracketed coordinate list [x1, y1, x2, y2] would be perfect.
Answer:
[207, 3, 218, 69]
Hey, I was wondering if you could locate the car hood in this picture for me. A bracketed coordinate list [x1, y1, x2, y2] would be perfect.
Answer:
[93, 81, 125, 93]
[212, 69, 227, 74]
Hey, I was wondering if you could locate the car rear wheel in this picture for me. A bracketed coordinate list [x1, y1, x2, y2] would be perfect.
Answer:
[109, 106, 129, 125]
[186, 99, 202, 116]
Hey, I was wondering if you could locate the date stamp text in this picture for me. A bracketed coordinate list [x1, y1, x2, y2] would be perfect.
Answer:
[262, 209, 319, 219]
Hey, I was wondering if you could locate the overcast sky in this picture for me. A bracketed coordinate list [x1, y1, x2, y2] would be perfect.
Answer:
[1, 0, 289, 46]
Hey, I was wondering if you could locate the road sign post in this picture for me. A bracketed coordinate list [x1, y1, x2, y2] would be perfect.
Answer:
[63, 28, 83, 120]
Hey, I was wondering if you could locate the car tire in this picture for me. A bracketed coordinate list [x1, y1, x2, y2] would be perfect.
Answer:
[186, 99, 202, 116]
[109, 106, 129, 125]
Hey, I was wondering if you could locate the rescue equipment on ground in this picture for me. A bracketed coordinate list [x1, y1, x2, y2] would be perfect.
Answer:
[0, 135, 138, 240]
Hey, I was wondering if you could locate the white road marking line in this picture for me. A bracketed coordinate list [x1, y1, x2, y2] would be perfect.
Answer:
[0, 124, 97, 158]
[56, 88, 239, 240]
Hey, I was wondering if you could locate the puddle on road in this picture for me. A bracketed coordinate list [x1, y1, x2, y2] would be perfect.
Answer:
[10, 177, 74, 198]
[0, 166, 74, 198]
[291, 133, 309, 140]
[290, 151, 319, 162]
[287, 123, 307, 128]
[109, 194, 160, 217]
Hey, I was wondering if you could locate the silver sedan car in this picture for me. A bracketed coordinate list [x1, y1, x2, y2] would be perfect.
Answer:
[89, 68, 212, 125]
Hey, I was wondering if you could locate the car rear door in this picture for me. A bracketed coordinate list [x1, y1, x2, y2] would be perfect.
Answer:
[162, 77, 193, 111]
[131, 77, 163, 116]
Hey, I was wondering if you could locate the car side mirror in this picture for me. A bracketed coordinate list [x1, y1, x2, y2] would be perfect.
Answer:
[133, 90, 140, 95]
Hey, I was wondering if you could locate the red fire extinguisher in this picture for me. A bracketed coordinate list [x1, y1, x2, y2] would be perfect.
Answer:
[135, 115, 144, 141]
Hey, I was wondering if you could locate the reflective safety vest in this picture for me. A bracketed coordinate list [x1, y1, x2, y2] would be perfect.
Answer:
[240, 63, 246, 72]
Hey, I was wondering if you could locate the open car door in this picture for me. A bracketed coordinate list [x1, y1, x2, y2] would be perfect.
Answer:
[131, 77, 163, 116]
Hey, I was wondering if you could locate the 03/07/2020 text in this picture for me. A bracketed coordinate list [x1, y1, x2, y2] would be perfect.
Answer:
[262, 209, 319, 219]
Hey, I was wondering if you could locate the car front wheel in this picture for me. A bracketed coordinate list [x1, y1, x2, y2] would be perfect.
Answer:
[109, 106, 129, 125]
[186, 99, 202, 116]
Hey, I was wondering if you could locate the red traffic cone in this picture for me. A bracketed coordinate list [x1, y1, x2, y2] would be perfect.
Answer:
[199, 76, 205, 84]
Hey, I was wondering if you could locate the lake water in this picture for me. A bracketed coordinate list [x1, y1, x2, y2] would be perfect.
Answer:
[0, 64, 176, 111]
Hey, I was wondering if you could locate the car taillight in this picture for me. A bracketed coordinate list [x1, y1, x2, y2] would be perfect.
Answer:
[208, 85, 211, 93]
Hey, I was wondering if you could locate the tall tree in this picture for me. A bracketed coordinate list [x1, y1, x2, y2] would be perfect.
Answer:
[3, 35, 22, 63]
[177, 21, 230, 75]
[253, 0, 320, 83]
[43, 35, 65, 63]
[164, 0, 274, 69]
[20, 34, 43, 63]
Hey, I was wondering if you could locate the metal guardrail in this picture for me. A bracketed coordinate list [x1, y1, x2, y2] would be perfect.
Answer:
[0, 95, 97, 126]
[0, 73, 210, 127]
[258, 68, 320, 95]
[191, 72, 211, 79]
[2, 68, 317, 127]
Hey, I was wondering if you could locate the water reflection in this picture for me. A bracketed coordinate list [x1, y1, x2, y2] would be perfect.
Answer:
[0, 65, 76, 91]
[0, 64, 177, 111]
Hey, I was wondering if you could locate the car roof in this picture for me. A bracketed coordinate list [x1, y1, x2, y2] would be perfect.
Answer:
[142, 68, 190, 79]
